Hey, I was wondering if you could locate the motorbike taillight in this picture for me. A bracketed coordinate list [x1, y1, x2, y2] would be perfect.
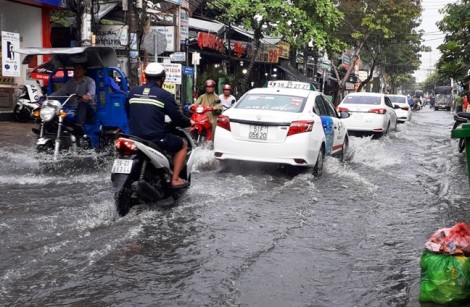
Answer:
[115, 138, 138, 155]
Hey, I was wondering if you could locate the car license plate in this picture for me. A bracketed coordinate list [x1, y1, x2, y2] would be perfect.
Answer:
[249, 125, 268, 140]
[111, 159, 133, 174]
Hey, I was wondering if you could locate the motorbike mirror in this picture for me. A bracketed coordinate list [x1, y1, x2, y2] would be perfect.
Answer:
[215, 99, 221, 104]
[231, 99, 235, 105]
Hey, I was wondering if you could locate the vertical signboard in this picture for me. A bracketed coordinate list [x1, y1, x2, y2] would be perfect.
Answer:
[180, 10, 189, 45]
[1, 31, 20, 77]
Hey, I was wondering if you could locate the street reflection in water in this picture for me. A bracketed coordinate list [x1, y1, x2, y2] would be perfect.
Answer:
[1, 109, 470, 306]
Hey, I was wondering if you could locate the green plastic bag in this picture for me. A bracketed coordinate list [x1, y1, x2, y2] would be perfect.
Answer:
[419, 249, 470, 304]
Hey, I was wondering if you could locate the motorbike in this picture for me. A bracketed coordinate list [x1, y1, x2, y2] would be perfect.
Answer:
[16, 46, 130, 161]
[452, 112, 470, 153]
[188, 104, 215, 146]
[111, 126, 196, 216]
[14, 81, 43, 122]
[33, 93, 125, 160]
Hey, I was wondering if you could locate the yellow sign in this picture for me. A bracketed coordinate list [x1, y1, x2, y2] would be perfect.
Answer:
[277, 41, 290, 59]
[162, 82, 176, 94]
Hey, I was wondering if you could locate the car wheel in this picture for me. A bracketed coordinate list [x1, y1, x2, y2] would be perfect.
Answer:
[339, 136, 349, 162]
[313, 146, 324, 176]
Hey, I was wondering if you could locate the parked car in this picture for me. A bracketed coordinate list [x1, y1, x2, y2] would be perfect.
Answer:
[387, 94, 412, 123]
[336, 92, 399, 137]
[213, 80, 350, 174]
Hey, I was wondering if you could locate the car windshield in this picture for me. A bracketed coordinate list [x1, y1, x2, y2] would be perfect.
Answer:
[236, 94, 306, 112]
[343, 95, 381, 105]
[387, 96, 406, 104]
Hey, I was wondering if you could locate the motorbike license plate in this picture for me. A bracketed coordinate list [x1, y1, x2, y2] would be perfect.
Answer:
[248, 125, 268, 140]
[111, 159, 133, 174]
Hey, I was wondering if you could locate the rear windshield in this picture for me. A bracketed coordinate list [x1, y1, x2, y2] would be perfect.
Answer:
[342, 95, 381, 105]
[387, 96, 406, 104]
[236, 94, 306, 112]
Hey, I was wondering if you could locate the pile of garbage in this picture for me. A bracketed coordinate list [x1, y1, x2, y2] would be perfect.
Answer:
[420, 222, 470, 304]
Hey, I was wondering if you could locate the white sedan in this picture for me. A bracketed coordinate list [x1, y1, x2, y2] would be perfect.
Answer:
[213, 81, 350, 173]
[387, 94, 412, 122]
[337, 92, 399, 137]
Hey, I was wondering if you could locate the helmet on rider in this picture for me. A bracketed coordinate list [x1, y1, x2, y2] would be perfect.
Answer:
[223, 84, 232, 91]
[205, 79, 216, 88]
[145, 63, 166, 79]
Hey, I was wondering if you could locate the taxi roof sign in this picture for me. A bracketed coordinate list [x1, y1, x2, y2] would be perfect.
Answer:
[263, 80, 317, 91]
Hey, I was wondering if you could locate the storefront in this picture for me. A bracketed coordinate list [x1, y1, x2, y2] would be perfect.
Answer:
[0, 0, 63, 116]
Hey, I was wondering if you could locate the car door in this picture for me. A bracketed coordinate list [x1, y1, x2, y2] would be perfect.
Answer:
[384, 96, 397, 129]
[321, 95, 346, 154]
[314, 95, 334, 155]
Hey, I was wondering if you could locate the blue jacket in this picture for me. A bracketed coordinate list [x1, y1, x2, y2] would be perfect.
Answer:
[126, 81, 191, 140]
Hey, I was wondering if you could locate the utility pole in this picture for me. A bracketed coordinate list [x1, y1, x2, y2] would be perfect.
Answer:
[128, 0, 140, 87]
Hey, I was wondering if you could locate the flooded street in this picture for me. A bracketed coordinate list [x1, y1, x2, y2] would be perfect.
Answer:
[2, 108, 470, 306]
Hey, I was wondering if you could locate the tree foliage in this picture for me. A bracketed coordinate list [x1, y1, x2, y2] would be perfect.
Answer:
[329, 0, 423, 100]
[436, 1, 470, 81]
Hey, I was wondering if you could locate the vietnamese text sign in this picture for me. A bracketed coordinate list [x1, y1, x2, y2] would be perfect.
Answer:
[95, 25, 128, 49]
[162, 63, 182, 84]
[150, 26, 175, 52]
[1, 31, 20, 77]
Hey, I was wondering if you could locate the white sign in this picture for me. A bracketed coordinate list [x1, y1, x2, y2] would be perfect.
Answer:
[170, 52, 186, 62]
[150, 26, 175, 52]
[180, 10, 189, 44]
[162, 63, 182, 84]
[95, 25, 128, 49]
[1, 31, 20, 77]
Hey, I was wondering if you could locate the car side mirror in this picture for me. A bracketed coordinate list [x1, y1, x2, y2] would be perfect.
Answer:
[339, 111, 350, 119]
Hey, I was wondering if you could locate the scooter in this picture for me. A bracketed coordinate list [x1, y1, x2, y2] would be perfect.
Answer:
[111, 126, 195, 216]
[188, 104, 215, 146]
[452, 112, 470, 153]
[14, 81, 43, 122]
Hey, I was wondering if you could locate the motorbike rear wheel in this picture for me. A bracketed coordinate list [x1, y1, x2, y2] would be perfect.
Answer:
[115, 182, 138, 216]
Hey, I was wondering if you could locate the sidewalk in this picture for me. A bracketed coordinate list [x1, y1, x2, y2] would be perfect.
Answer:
[0, 121, 37, 147]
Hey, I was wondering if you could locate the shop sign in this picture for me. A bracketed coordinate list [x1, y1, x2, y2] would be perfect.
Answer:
[162, 63, 182, 84]
[197, 32, 224, 53]
[150, 26, 175, 52]
[1, 31, 20, 77]
[258, 47, 279, 63]
[277, 41, 290, 59]
[180, 10, 189, 44]
[163, 82, 177, 94]
[182, 66, 194, 75]
[345, 82, 355, 90]
[95, 25, 127, 49]
[233, 42, 246, 58]
[170, 52, 186, 62]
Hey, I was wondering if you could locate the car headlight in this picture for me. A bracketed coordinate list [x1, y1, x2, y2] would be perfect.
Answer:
[40, 106, 57, 122]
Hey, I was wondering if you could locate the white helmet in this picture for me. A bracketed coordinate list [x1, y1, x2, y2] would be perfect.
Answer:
[145, 63, 166, 78]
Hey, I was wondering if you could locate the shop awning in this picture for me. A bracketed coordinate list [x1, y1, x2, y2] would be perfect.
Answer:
[189, 18, 225, 35]
[230, 24, 281, 45]
[277, 62, 317, 85]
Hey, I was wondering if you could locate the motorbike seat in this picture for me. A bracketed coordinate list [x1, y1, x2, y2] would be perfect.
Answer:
[457, 112, 470, 120]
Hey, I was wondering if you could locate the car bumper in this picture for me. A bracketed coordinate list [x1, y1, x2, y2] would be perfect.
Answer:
[342, 114, 388, 132]
[213, 130, 322, 166]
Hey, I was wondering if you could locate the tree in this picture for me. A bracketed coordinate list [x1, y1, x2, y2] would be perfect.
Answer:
[436, 1, 470, 81]
[328, 0, 422, 103]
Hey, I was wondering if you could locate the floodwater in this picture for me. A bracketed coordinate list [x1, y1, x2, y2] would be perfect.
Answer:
[1, 108, 470, 306]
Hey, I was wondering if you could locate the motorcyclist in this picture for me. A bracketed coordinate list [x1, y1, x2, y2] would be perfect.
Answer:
[192, 79, 223, 132]
[219, 84, 236, 110]
[51, 63, 96, 126]
[126, 63, 194, 189]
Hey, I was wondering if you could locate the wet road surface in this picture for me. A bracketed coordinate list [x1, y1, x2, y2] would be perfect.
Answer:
[1, 108, 470, 306]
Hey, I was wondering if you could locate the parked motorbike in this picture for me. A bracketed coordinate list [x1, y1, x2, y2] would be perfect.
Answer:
[14, 81, 43, 122]
[188, 104, 215, 146]
[111, 126, 195, 216]
[33, 94, 120, 160]
[452, 112, 470, 153]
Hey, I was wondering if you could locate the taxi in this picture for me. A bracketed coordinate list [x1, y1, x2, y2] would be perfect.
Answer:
[213, 80, 350, 173]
